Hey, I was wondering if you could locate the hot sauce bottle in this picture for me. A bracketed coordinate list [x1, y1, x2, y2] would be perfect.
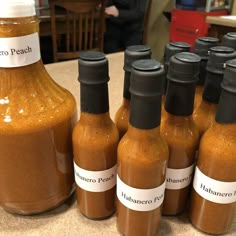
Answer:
[162, 42, 190, 122]
[160, 52, 201, 215]
[73, 51, 119, 219]
[0, 0, 77, 214]
[193, 37, 219, 109]
[117, 59, 169, 236]
[222, 32, 236, 50]
[190, 59, 236, 234]
[193, 46, 236, 136]
[114, 45, 151, 139]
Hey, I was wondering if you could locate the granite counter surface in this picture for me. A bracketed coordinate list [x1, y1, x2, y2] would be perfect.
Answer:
[0, 52, 235, 236]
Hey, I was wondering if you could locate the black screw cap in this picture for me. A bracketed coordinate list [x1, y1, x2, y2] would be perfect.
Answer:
[78, 51, 109, 84]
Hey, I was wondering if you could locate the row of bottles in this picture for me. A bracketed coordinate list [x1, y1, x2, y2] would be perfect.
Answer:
[0, 1, 235, 236]
[111, 34, 236, 235]
[73, 44, 235, 236]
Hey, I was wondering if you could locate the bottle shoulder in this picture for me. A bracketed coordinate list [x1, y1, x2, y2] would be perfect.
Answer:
[197, 123, 236, 181]
[73, 112, 119, 145]
[161, 115, 199, 146]
[0, 61, 77, 133]
[118, 127, 169, 163]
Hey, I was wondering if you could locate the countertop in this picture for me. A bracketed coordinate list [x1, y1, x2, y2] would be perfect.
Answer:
[206, 15, 236, 28]
[0, 52, 235, 236]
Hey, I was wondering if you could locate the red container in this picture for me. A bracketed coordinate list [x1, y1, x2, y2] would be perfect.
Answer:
[170, 8, 228, 49]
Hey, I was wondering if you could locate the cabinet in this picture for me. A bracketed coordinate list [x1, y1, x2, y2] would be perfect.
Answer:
[174, 0, 232, 12]
[170, 8, 228, 49]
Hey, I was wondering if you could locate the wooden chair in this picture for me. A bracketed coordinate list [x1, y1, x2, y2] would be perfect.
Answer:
[49, 0, 105, 62]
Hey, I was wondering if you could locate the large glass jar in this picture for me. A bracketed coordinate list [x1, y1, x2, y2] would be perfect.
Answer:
[0, 1, 77, 215]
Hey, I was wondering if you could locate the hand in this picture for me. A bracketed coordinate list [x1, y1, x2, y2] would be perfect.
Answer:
[105, 5, 119, 17]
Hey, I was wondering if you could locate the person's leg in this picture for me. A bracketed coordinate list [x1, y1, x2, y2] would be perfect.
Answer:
[104, 20, 122, 54]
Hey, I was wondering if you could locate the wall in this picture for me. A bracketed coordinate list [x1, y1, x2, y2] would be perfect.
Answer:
[146, 0, 173, 62]
[232, 0, 236, 14]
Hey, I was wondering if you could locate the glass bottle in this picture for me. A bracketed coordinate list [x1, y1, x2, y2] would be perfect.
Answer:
[73, 51, 119, 219]
[190, 59, 236, 234]
[193, 46, 236, 136]
[160, 52, 200, 215]
[193, 37, 219, 109]
[117, 59, 169, 236]
[0, 1, 77, 215]
[114, 45, 151, 139]
[162, 42, 190, 122]
[222, 32, 236, 50]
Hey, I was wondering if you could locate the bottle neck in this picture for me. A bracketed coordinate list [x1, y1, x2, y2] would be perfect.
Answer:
[216, 90, 236, 124]
[165, 113, 193, 122]
[0, 16, 42, 69]
[129, 94, 162, 129]
[202, 71, 223, 104]
[197, 59, 207, 86]
[127, 124, 161, 139]
[123, 71, 131, 100]
[122, 98, 130, 107]
[80, 83, 109, 114]
[163, 64, 169, 95]
[165, 80, 195, 116]
[0, 16, 39, 36]
[80, 112, 111, 125]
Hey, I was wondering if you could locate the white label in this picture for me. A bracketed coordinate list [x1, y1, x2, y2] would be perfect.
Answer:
[117, 175, 166, 211]
[74, 162, 117, 192]
[166, 164, 194, 190]
[193, 167, 236, 204]
[0, 33, 40, 68]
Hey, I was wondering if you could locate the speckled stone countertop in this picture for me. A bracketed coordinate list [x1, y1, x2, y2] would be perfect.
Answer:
[0, 52, 235, 236]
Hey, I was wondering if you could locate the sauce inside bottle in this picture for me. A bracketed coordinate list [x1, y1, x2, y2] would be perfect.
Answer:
[161, 52, 200, 215]
[73, 51, 119, 219]
[0, 1, 77, 215]
[190, 59, 236, 234]
[114, 45, 151, 139]
[117, 59, 169, 236]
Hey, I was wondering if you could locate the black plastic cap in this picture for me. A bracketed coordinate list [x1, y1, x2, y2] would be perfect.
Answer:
[221, 59, 236, 93]
[202, 71, 223, 104]
[206, 46, 236, 74]
[130, 59, 164, 96]
[193, 37, 219, 59]
[129, 59, 164, 129]
[222, 32, 236, 50]
[124, 45, 151, 72]
[167, 52, 201, 83]
[164, 42, 191, 65]
[78, 51, 109, 84]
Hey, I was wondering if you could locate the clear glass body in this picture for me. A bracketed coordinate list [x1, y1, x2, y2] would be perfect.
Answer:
[160, 113, 199, 215]
[190, 123, 236, 234]
[193, 99, 217, 136]
[73, 112, 119, 219]
[117, 125, 169, 236]
[114, 98, 130, 139]
[0, 17, 77, 214]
